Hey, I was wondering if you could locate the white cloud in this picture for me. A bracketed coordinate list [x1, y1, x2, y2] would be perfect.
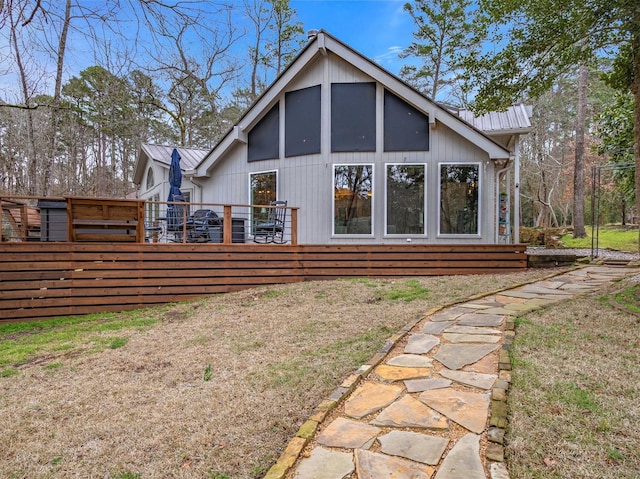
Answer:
[373, 46, 404, 70]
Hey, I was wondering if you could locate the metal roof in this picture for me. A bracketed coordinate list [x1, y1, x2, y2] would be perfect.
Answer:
[454, 104, 532, 134]
[141, 144, 208, 170]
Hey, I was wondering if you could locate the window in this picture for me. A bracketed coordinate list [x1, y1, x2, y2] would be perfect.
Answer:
[146, 167, 154, 190]
[331, 83, 376, 152]
[439, 163, 480, 235]
[248, 103, 280, 162]
[250, 170, 277, 229]
[386, 164, 425, 235]
[384, 90, 430, 152]
[145, 194, 161, 224]
[285, 85, 321, 157]
[333, 164, 373, 235]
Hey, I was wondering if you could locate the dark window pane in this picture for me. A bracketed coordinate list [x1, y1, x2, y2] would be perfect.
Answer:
[440, 164, 479, 235]
[334, 165, 373, 235]
[248, 103, 279, 162]
[386, 164, 425, 234]
[384, 90, 429, 152]
[331, 83, 376, 152]
[285, 85, 321, 157]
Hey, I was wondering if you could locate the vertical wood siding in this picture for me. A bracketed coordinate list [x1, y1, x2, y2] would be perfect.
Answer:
[198, 51, 498, 245]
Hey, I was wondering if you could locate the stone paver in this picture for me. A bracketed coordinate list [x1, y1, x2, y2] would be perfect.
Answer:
[387, 354, 434, 367]
[434, 343, 499, 370]
[490, 462, 510, 479]
[521, 284, 574, 295]
[444, 325, 502, 335]
[292, 447, 354, 479]
[419, 388, 490, 433]
[442, 332, 501, 343]
[429, 307, 467, 321]
[439, 368, 497, 390]
[422, 320, 455, 334]
[434, 434, 485, 479]
[371, 395, 448, 430]
[355, 449, 434, 479]
[404, 377, 452, 393]
[378, 430, 449, 465]
[316, 417, 380, 449]
[374, 364, 432, 382]
[404, 333, 440, 354]
[270, 265, 640, 479]
[344, 382, 403, 419]
[456, 313, 505, 327]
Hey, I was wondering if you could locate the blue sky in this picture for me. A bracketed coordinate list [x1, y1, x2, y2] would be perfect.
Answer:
[291, 0, 414, 74]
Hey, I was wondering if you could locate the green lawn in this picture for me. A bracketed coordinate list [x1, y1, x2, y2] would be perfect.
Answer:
[0, 311, 160, 378]
[561, 227, 638, 252]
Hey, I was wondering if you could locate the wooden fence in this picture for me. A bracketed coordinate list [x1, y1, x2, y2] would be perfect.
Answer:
[0, 243, 527, 321]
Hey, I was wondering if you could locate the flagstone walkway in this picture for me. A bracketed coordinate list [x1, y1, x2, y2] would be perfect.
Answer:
[264, 265, 640, 479]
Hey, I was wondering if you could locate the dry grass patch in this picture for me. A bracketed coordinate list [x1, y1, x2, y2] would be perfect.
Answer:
[0, 270, 553, 479]
[508, 277, 640, 478]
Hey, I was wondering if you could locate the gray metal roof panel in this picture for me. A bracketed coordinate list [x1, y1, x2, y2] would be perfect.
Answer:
[456, 104, 532, 133]
[142, 144, 208, 170]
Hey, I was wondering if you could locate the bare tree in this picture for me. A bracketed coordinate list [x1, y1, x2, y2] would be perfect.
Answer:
[1, 0, 242, 195]
[244, 0, 272, 100]
[8, 3, 39, 194]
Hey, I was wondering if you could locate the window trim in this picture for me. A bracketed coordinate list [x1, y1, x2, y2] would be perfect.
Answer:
[146, 167, 154, 190]
[249, 169, 279, 235]
[332, 163, 375, 237]
[437, 162, 482, 237]
[384, 163, 427, 237]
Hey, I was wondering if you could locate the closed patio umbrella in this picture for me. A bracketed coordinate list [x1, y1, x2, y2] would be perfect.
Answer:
[168, 148, 183, 202]
[167, 148, 184, 232]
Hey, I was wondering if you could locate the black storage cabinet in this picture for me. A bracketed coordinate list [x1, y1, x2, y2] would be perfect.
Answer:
[231, 218, 246, 243]
[38, 200, 68, 241]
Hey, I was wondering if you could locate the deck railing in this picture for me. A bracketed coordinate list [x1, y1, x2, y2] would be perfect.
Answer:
[1, 196, 299, 245]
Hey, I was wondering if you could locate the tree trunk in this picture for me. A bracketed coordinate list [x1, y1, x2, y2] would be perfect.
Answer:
[573, 64, 587, 238]
[43, 0, 71, 195]
[9, 7, 39, 196]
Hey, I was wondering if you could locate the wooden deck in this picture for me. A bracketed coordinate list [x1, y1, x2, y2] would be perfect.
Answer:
[0, 242, 527, 321]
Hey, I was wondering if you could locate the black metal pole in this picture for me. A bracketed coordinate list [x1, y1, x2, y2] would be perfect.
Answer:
[591, 165, 596, 259]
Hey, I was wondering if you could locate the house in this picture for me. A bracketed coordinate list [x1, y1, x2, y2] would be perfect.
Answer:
[134, 144, 209, 219]
[134, 30, 531, 245]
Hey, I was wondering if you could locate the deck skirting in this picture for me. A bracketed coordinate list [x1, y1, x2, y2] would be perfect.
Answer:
[0, 243, 527, 321]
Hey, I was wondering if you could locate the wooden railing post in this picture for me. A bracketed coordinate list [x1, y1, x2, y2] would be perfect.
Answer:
[66, 198, 74, 242]
[223, 205, 232, 244]
[290, 207, 298, 245]
[136, 200, 145, 243]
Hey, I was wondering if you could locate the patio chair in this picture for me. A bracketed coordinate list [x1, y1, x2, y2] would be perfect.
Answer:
[253, 200, 287, 244]
[186, 209, 221, 242]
